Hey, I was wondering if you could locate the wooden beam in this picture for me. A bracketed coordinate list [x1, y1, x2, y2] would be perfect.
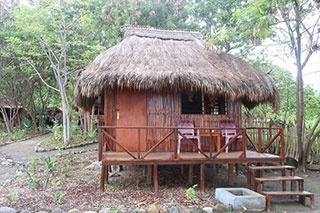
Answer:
[188, 165, 193, 185]
[235, 163, 239, 176]
[147, 165, 152, 184]
[153, 165, 159, 193]
[228, 163, 233, 185]
[200, 164, 205, 192]
[181, 165, 184, 176]
[100, 165, 106, 192]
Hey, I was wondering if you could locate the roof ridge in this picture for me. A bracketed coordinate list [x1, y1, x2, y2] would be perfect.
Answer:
[121, 25, 202, 41]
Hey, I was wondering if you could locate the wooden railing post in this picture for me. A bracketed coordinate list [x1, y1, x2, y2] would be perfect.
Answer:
[98, 128, 103, 161]
[242, 129, 246, 158]
[280, 129, 285, 157]
[174, 129, 178, 159]
[209, 129, 213, 158]
[138, 128, 141, 159]
[258, 129, 262, 153]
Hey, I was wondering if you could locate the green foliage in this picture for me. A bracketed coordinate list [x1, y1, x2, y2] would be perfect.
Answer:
[51, 179, 66, 204]
[185, 184, 198, 202]
[53, 190, 66, 204]
[8, 187, 19, 202]
[53, 122, 63, 141]
[109, 205, 124, 213]
[9, 128, 26, 141]
[24, 157, 56, 190]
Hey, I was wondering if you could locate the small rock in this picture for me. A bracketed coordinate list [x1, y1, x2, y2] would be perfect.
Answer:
[67, 209, 81, 213]
[85, 161, 101, 170]
[168, 207, 179, 213]
[21, 210, 31, 213]
[99, 208, 110, 213]
[52, 208, 64, 213]
[0, 207, 16, 213]
[83, 212, 97, 213]
[179, 207, 190, 213]
[190, 206, 201, 213]
[159, 208, 168, 213]
[202, 207, 212, 213]
[148, 204, 159, 213]
[37, 211, 47, 213]
[212, 204, 227, 212]
[133, 209, 147, 213]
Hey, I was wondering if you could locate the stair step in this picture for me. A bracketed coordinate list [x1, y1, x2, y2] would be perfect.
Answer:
[248, 165, 296, 171]
[261, 191, 313, 196]
[255, 176, 303, 183]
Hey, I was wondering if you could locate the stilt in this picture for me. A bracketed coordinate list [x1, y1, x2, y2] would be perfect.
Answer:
[147, 165, 152, 184]
[215, 164, 219, 173]
[106, 165, 109, 184]
[188, 165, 193, 185]
[100, 164, 106, 192]
[181, 165, 184, 176]
[235, 163, 239, 175]
[281, 169, 286, 191]
[142, 165, 146, 177]
[228, 163, 233, 185]
[200, 164, 205, 192]
[247, 168, 251, 189]
[153, 165, 159, 192]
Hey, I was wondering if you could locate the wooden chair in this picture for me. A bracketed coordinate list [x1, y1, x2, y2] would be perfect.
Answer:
[219, 120, 242, 152]
[177, 120, 200, 154]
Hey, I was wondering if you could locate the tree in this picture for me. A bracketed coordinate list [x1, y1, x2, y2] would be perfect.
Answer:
[231, 0, 320, 169]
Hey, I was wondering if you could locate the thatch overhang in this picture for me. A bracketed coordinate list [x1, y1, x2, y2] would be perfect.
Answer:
[75, 26, 279, 111]
[0, 93, 23, 109]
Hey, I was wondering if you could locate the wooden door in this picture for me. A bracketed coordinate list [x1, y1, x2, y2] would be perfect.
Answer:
[116, 89, 147, 152]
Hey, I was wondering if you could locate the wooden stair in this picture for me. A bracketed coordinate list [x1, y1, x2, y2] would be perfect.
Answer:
[247, 164, 315, 211]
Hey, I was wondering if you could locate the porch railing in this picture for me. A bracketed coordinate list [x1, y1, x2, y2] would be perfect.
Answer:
[98, 126, 248, 161]
[245, 127, 284, 157]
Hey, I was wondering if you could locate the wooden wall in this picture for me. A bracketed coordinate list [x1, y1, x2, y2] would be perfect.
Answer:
[146, 90, 242, 151]
[103, 88, 242, 152]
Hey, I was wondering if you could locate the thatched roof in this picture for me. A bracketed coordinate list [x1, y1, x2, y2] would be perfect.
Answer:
[0, 93, 23, 109]
[75, 26, 279, 111]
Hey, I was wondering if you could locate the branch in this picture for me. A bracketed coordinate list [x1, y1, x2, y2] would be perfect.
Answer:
[25, 58, 59, 92]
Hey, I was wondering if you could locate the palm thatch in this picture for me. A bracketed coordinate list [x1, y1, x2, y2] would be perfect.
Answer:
[75, 26, 279, 111]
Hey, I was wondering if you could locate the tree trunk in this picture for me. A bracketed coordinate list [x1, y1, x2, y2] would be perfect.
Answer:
[302, 116, 320, 170]
[58, 81, 71, 145]
[0, 107, 13, 135]
[296, 65, 304, 168]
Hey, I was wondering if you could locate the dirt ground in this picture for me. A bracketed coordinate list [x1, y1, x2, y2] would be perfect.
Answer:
[0, 135, 319, 212]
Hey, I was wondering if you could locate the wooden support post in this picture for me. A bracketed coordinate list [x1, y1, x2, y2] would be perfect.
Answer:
[235, 163, 239, 176]
[266, 195, 272, 211]
[228, 163, 233, 185]
[298, 180, 304, 191]
[100, 164, 106, 192]
[200, 164, 205, 193]
[247, 168, 251, 189]
[106, 165, 109, 184]
[181, 165, 184, 176]
[311, 195, 315, 209]
[147, 165, 152, 184]
[299, 195, 307, 206]
[142, 165, 146, 177]
[215, 164, 219, 174]
[153, 165, 159, 193]
[290, 169, 296, 191]
[188, 165, 193, 185]
[281, 169, 286, 191]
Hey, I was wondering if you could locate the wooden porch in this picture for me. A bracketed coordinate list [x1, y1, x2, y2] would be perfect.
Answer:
[98, 126, 285, 192]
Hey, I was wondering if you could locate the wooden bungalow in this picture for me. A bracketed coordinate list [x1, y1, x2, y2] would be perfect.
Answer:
[75, 26, 286, 193]
[0, 93, 23, 126]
